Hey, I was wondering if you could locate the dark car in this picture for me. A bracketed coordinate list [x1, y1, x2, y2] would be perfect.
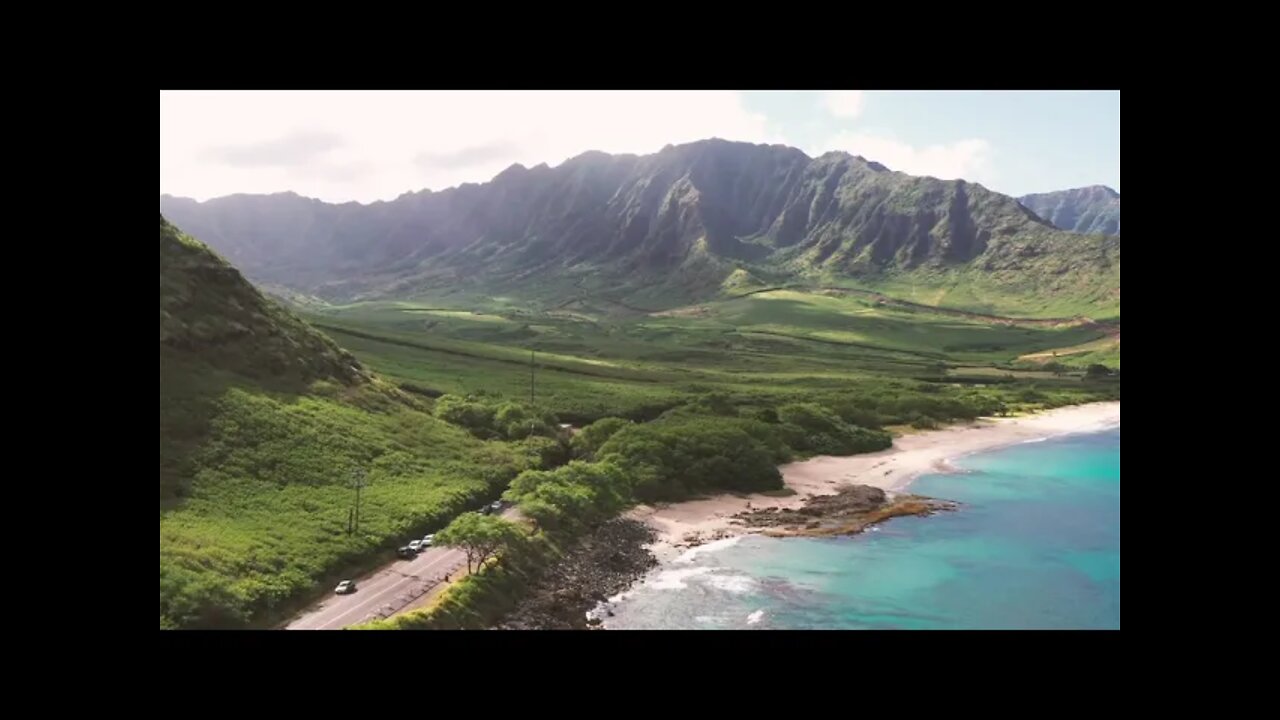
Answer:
[396, 545, 416, 559]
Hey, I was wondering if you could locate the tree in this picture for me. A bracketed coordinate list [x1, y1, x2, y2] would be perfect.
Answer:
[597, 419, 783, 499]
[493, 401, 555, 440]
[570, 417, 630, 459]
[517, 497, 565, 533]
[504, 461, 631, 531]
[1086, 364, 1111, 379]
[434, 513, 524, 574]
[434, 395, 496, 436]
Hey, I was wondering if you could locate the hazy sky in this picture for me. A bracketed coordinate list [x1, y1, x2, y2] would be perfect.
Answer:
[160, 90, 1119, 203]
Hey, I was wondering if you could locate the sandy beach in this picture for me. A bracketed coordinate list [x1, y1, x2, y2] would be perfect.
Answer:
[626, 401, 1119, 561]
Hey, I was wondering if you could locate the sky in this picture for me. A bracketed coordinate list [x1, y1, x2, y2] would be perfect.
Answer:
[160, 90, 1119, 203]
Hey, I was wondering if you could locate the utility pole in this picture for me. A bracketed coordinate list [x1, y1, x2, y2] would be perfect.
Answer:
[350, 468, 368, 535]
[529, 348, 535, 406]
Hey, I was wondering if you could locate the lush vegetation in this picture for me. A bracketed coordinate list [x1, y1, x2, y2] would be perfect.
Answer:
[160, 217, 539, 629]
[774, 403, 892, 456]
[357, 531, 560, 630]
[157, 372, 530, 629]
[505, 461, 632, 532]
[160, 204, 1120, 630]
[570, 417, 632, 459]
[364, 363, 1118, 630]
[433, 393, 561, 440]
[434, 513, 526, 574]
[594, 417, 783, 501]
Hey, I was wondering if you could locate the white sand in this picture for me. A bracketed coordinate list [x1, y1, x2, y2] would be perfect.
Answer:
[626, 401, 1119, 561]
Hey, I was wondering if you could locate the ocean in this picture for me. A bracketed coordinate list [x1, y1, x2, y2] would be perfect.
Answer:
[601, 427, 1120, 630]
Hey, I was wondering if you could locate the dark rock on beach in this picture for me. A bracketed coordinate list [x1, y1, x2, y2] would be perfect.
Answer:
[496, 518, 658, 630]
[733, 484, 957, 538]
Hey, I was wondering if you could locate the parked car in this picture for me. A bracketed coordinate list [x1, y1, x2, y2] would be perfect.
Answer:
[490, 500, 504, 512]
[334, 580, 356, 594]
[479, 505, 493, 515]
[408, 540, 422, 552]
[396, 546, 416, 559]
[421, 534, 434, 547]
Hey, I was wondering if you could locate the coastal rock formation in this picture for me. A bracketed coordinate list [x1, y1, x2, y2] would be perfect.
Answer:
[732, 485, 957, 537]
[496, 519, 658, 630]
[497, 486, 957, 629]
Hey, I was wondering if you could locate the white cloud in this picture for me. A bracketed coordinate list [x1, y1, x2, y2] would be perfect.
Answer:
[823, 91, 865, 119]
[814, 132, 993, 184]
[160, 91, 784, 203]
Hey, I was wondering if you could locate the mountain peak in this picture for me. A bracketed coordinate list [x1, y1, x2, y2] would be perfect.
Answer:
[494, 163, 528, 179]
[1019, 186, 1120, 235]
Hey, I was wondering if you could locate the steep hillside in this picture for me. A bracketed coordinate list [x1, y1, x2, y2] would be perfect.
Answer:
[160, 214, 367, 385]
[159, 216, 529, 628]
[1019, 186, 1120, 235]
[162, 140, 1120, 317]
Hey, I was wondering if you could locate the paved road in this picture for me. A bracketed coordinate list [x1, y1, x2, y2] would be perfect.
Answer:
[287, 509, 518, 630]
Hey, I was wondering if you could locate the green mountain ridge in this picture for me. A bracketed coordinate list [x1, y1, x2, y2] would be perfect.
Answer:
[161, 139, 1120, 318]
[1019, 185, 1120, 236]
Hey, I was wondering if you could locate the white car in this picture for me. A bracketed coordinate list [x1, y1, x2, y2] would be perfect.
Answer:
[334, 580, 356, 595]
[408, 540, 422, 552]
[422, 534, 434, 547]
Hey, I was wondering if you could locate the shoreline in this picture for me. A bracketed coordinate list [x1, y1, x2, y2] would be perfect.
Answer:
[625, 401, 1119, 562]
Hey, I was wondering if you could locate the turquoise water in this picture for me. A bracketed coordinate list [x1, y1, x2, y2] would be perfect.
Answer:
[603, 427, 1120, 630]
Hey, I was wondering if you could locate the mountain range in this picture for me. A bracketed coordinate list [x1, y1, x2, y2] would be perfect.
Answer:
[160, 139, 1120, 316]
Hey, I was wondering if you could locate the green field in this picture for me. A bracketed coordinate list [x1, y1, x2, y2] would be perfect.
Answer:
[300, 287, 1118, 424]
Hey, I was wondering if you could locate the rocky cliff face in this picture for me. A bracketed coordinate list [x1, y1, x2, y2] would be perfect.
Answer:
[161, 139, 1119, 310]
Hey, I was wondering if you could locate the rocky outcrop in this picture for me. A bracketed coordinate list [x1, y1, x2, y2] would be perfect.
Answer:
[732, 484, 957, 537]
[496, 519, 658, 630]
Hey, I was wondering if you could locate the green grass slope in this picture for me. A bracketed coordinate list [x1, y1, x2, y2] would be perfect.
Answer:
[159, 216, 530, 629]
